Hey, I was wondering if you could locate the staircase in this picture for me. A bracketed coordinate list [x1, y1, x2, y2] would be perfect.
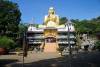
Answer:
[44, 43, 58, 52]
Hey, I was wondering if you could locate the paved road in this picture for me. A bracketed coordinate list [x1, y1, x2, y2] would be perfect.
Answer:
[0, 51, 100, 67]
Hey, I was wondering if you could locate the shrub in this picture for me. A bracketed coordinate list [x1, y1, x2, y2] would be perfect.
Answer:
[57, 46, 65, 52]
[95, 40, 100, 51]
[15, 47, 22, 52]
[0, 36, 16, 49]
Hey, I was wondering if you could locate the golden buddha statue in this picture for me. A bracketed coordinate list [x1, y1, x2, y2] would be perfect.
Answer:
[44, 7, 59, 27]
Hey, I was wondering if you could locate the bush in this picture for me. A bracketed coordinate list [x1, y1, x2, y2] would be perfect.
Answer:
[57, 46, 65, 52]
[95, 40, 100, 51]
[0, 36, 16, 49]
[15, 47, 22, 52]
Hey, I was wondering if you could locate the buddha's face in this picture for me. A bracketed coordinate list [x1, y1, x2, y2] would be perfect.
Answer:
[48, 7, 55, 14]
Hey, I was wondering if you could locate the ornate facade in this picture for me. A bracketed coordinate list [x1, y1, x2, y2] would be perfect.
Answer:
[27, 7, 76, 52]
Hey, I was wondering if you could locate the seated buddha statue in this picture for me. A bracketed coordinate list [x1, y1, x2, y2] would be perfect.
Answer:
[44, 7, 59, 27]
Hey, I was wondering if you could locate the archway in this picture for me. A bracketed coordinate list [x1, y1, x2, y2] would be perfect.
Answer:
[45, 37, 56, 43]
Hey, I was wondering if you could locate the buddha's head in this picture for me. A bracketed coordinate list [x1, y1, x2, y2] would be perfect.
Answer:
[48, 7, 55, 14]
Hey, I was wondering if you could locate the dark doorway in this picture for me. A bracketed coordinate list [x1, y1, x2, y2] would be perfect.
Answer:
[45, 37, 56, 43]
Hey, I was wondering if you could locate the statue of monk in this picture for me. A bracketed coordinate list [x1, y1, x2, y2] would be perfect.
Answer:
[44, 7, 59, 27]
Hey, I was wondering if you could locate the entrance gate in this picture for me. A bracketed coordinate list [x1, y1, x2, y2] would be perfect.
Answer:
[43, 28, 58, 52]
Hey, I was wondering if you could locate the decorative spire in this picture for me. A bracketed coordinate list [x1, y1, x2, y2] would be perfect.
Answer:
[49, 7, 54, 10]
[67, 20, 72, 23]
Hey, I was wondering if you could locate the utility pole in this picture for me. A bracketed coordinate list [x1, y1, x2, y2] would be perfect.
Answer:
[22, 32, 28, 67]
[67, 21, 72, 67]
[67, 23, 72, 55]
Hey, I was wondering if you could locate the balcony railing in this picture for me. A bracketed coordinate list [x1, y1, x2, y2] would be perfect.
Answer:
[58, 41, 75, 44]
[28, 41, 42, 44]
[27, 36, 44, 39]
[27, 35, 75, 39]
[57, 35, 75, 39]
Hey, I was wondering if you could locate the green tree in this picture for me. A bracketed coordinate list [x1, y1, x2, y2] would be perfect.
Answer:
[18, 23, 28, 33]
[71, 19, 80, 23]
[59, 17, 68, 25]
[95, 40, 100, 51]
[95, 23, 100, 32]
[0, 0, 21, 35]
[71, 19, 80, 32]
[73, 19, 97, 34]
[0, 36, 16, 49]
[97, 16, 100, 21]
[90, 16, 100, 32]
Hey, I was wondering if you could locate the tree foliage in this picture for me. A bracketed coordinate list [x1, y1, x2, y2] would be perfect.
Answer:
[59, 17, 68, 25]
[71, 16, 100, 33]
[0, 0, 21, 35]
[95, 40, 100, 50]
[18, 23, 28, 33]
[0, 36, 16, 49]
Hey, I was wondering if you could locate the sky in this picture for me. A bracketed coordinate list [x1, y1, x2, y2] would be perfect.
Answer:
[11, 0, 100, 24]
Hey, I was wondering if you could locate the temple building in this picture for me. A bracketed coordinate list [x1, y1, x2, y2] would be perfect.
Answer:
[27, 7, 76, 52]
